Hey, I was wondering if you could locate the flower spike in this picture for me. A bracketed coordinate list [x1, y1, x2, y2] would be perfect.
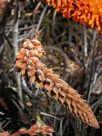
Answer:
[46, 0, 102, 34]
[15, 39, 99, 128]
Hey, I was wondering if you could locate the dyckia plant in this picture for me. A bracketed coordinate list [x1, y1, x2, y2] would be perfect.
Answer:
[15, 39, 99, 129]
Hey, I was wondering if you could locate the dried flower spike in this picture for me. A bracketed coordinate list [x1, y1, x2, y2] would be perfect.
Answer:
[15, 39, 99, 128]
[46, 0, 102, 34]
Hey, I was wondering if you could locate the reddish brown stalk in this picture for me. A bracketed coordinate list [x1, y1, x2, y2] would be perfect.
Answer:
[15, 39, 99, 128]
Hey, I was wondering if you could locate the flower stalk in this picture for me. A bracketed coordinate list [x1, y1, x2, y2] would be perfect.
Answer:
[15, 39, 99, 128]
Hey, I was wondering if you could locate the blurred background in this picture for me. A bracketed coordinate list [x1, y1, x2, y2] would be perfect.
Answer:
[0, 0, 102, 136]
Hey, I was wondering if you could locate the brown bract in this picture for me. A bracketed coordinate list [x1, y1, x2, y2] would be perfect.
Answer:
[15, 39, 99, 128]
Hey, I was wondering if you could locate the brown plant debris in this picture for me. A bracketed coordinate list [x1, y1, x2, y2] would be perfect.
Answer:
[15, 39, 99, 128]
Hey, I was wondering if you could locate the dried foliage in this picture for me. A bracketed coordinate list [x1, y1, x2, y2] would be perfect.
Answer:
[0, 0, 102, 136]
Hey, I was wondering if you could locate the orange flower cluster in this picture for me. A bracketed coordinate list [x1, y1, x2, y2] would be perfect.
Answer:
[46, 0, 102, 33]
[0, 124, 54, 136]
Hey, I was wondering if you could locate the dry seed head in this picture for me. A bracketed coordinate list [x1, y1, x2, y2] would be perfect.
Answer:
[15, 39, 99, 129]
